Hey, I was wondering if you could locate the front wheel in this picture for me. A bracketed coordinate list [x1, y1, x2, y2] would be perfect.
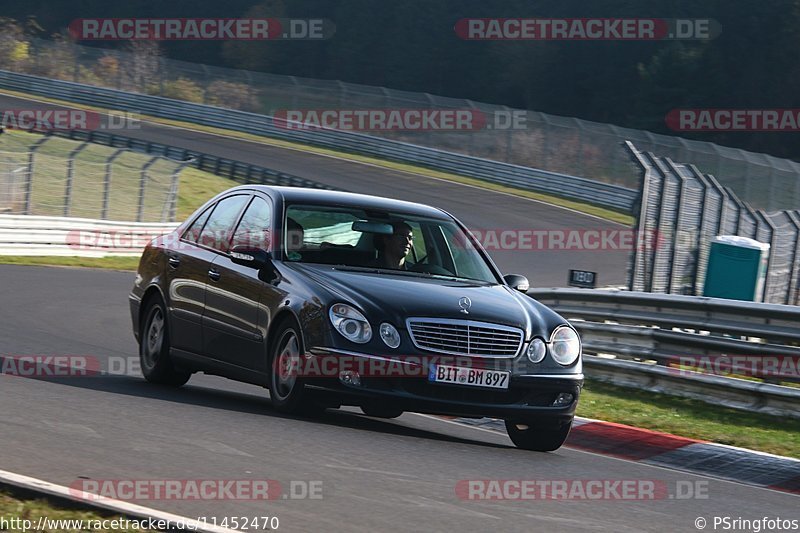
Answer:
[505, 418, 572, 452]
[268, 321, 322, 415]
[139, 297, 191, 387]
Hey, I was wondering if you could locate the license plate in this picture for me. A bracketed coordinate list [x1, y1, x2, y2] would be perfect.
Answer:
[428, 364, 510, 389]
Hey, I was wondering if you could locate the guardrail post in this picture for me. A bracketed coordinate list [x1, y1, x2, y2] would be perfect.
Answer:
[137, 156, 160, 222]
[101, 149, 125, 220]
[64, 141, 90, 217]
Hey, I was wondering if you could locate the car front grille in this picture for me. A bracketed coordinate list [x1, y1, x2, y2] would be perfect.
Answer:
[406, 318, 523, 358]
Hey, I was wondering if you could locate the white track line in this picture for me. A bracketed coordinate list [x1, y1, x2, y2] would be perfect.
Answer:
[0, 469, 239, 533]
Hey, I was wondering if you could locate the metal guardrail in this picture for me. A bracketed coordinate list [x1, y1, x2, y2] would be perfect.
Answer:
[0, 70, 637, 212]
[529, 288, 800, 419]
[47, 130, 338, 192]
[0, 214, 177, 256]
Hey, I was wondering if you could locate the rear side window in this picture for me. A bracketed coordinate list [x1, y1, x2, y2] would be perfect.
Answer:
[198, 195, 249, 252]
[231, 197, 273, 250]
[183, 206, 213, 243]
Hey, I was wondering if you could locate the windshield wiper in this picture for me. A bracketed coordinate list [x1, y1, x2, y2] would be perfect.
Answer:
[332, 265, 491, 284]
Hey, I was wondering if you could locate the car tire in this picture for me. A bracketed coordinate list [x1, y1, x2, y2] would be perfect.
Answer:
[139, 296, 191, 387]
[360, 404, 404, 419]
[504, 418, 572, 452]
[268, 319, 323, 416]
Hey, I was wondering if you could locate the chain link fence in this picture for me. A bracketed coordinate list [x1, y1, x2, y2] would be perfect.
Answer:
[0, 130, 186, 221]
[4, 37, 800, 211]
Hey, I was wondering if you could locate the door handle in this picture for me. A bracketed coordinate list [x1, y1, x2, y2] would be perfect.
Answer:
[208, 269, 221, 281]
[168, 256, 180, 269]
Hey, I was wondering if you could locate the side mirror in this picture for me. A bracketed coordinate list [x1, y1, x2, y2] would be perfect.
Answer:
[230, 245, 272, 269]
[503, 274, 530, 292]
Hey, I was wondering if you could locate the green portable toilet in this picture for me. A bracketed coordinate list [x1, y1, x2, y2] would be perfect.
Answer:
[702, 235, 770, 302]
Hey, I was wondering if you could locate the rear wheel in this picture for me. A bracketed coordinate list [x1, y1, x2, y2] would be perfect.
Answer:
[268, 320, 323, 415]
[504, 418, 572, 452]
[139, 296, 191, 386]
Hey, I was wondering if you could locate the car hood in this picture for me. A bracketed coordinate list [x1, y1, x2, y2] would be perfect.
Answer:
[285, 263, 566, 338]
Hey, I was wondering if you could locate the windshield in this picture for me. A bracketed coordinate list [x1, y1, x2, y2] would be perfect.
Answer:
[283, 204, 499, 283]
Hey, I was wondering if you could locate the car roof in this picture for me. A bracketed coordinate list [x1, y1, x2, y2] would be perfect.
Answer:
[230, 185, 452, 219]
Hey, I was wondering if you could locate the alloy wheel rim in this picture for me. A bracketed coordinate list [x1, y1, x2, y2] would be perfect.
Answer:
[143, 307, 164, 368]
[274, 331, 300, 401]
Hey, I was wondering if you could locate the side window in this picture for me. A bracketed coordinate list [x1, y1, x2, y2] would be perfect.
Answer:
[198, 195, 249, 252]
[183, 205, 213, 243]
[231, 197, 273, 250]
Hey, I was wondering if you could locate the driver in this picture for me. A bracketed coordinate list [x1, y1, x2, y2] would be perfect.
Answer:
[372, 221, 413, 269]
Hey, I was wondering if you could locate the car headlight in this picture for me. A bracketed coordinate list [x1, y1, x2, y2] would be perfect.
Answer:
[549, 326, 581, 366]
[379, 322, 401, 348]
[526, 337, 546, 363]
[329, 303, 372, 344]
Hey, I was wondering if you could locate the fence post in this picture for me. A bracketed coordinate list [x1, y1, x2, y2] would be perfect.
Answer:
[101, 149, 125, 220]
[574, 118, 585, 177]
[755, 210, 776, 303]
[164, 158, 194, 222]
[23, 135, 53, 215]
[665, 159, 688, 295]
[137, 157, 160, 222]
[623, 141, 653, 292]
[687, 166, 714, 295]
[787, 211, 800, 306]
[64, 142, 90, 217]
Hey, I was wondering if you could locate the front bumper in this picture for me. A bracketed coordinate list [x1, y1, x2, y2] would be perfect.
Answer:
[303, 347, 583, 421]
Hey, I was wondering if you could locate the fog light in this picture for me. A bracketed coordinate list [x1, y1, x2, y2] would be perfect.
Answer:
[552, 392, 574, 406]
[339, 370, 361, 387]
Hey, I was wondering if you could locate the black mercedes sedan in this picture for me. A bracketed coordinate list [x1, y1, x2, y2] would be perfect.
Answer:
[129, 186, 583, 451]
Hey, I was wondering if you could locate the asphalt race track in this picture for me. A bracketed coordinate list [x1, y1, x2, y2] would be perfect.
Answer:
[1, 265, 797, 532]
[0, 92, 630, 288]
[2, 94, 794, 531]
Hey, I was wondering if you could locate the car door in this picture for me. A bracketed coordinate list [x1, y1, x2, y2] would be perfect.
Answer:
[203, 194, 284, 371]
[166, 203, 220, 355]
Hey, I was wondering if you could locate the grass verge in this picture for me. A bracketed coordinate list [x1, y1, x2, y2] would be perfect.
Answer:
[0, 491, 150, 532]
[0, 88, 634, 226]
[578, 380, 800, 458]
[0, 256, 140, 270]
